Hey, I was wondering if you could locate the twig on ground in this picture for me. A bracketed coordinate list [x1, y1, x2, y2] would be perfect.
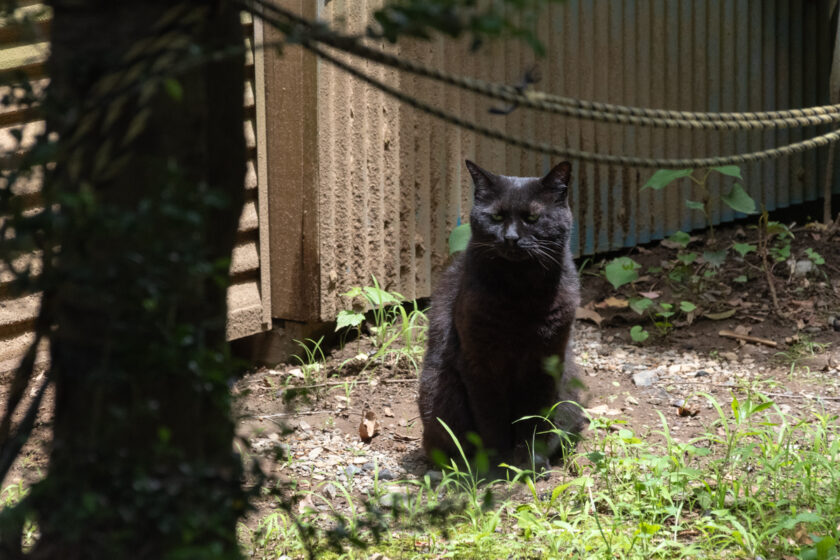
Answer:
[257, 410, 333, 419]
[757, 209, 787, 319]
[718, 329, 778, 348]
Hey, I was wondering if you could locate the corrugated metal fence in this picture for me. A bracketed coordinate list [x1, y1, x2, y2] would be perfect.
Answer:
[268, 0, 838, 321]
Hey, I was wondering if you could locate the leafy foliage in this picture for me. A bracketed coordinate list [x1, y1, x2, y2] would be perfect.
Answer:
[448, 223, 472, 254]
[604, 257, 641, 290]
[372, 0, 566, 54]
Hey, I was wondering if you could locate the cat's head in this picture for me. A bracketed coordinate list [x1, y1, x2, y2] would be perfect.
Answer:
[466, 160, 573, 266]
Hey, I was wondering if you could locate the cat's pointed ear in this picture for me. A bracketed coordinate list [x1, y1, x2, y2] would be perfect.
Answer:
[465, 160, 497, 200]
[542, 161, 572, 191]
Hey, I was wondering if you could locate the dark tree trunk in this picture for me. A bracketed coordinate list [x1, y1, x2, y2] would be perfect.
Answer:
[21, 1, 247, 557]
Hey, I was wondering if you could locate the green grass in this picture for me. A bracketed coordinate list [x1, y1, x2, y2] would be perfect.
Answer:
[240, 392, 840, 559]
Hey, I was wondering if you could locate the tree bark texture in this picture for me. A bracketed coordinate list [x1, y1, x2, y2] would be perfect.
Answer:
[12, 2, 247, 558]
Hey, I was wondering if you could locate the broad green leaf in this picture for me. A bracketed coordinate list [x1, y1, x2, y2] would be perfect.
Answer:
[677, 252, 697, 265]
[630, 325, 649, 343]
[448, 223, 471, 254]
[732, 243, 756, 257]
[685, 199, 705, 211]
[711, 165, 742, 179]
[629, 297, 654, 315]
[765, 221, 793, 238]
[335, 310, 365, 331]
[805, 248, 825, 265]
[815, 536, 838, 560]
[722, 183, 757, 214]
[362, 286, 399, 306]
[679, 301, 697, 313]
[734, 275, 748, 283]
[702, 250, 728, 268]
[666, 231, 691, 248]
[604, 256, 641, 290]
[343, 286, 363, 299]
[642, 169, 693, 190]
[638, 522, 662, 536]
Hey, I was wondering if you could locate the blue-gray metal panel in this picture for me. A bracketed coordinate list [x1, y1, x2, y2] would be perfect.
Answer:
[762, 0, 778, 211]
[621, 0, 639, 248]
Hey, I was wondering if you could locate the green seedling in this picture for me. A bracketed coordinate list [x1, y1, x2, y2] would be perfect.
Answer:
[630, 325, 649, 343]
[604, 256, 641, 290]
[644, 165, 755, 242]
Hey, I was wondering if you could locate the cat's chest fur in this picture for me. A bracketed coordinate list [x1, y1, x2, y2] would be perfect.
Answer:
[454, 261, 577, 378]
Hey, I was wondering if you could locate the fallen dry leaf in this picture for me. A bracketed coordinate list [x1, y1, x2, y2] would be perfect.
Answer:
[359, 410, 379, 442]
[793, 523, 814, 546]
[383, 406, 394, 417]
[677, 405, 700, 418]
[575, 306, 603, 326]
[704, 309, 736, 320]
[586, 404, 621, 416]
[595, 296, 629, 309]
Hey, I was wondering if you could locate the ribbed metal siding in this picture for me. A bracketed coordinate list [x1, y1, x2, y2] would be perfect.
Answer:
[0, 9, 270, 372]
[309, 0, 837, 320]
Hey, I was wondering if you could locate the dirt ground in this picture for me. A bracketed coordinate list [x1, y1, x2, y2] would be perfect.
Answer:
[230, 216, 840, 525]
[3, 217, 840, 539]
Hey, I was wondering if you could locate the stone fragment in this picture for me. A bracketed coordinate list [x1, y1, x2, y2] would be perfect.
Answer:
[632, 369, 659, 387]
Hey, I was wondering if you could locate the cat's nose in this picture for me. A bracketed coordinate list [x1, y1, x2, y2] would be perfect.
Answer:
[503, 226, 520, 246]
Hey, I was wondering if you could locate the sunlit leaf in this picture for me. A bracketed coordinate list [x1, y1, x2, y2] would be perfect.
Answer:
[642, 169, 693, 190]
[722, 183, 757, 214]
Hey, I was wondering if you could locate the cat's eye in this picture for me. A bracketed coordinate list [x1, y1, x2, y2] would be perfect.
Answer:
[525, 214, 540, 224]
[490, 213, 504, 222]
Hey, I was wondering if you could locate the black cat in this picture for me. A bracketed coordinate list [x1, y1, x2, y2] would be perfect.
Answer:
[418, 160, 585, 468]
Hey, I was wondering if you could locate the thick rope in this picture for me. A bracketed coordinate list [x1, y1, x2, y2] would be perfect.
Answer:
[254, 1, 840, 130]
[303, 40, 840, 168]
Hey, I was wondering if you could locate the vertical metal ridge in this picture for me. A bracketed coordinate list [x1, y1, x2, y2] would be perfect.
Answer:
[553, 2, 580, 255]
[636, 0, 652, 244]
[621, 0, 638, 248]
[593, 1, 609, 252]
[678, 0, 693, 233]
[803, 0, 818, 202]
[664, 0, 680, 235]
[691, 0, 707, 231]
[776, 0, 791, 208]
[733, 0, 749, 221]
[790, 2, 805, 205]
[747, 0, 763, 215]
[608, 1, 626, 249]
[762, 0, 777, 211]
[578, 0, 596, 255]
[706, 1, 722, 225]
[718, 0, 735, 223]
[650, 0, 666, 239]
